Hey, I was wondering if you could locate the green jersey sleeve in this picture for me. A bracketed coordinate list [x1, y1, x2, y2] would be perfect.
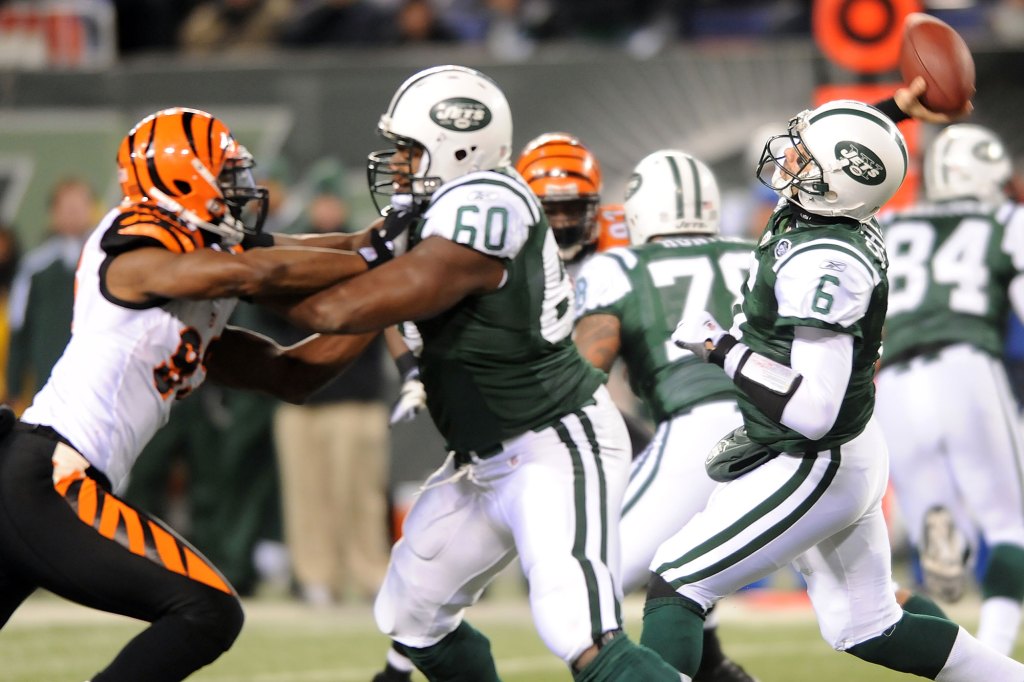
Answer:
[573, 250, 632, 320]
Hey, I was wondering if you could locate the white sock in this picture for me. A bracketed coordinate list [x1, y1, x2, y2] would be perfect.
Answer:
[387, 647, 415, 673]
[936, 626, 1024, 681]
[977, 596, 1023, 656]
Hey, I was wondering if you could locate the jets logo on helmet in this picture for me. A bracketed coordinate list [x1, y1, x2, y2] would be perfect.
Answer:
[836, 142, 886, 186]
[625, 173, 642, 202]
[430, 98, 491, 131]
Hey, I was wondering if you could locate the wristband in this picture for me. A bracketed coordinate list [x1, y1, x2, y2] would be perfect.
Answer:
[394, 351, 419, 380]
[708, 334, 739, 368]
[241, 231, 274, 250]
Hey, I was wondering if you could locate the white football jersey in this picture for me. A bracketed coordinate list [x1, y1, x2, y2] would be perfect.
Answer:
[23, 206, 238, 490]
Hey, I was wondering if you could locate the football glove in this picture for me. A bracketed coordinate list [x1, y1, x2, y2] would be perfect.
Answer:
[359, 207, 416, 269]
[671, 311, 728, 363]
[389, 368, 427, 425]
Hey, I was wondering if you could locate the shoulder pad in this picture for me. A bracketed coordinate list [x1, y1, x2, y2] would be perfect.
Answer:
[102, 204, 207, 256]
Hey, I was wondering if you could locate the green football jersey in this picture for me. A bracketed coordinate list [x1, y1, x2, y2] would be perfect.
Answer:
[574, 236, 754, 422]
[409, 169, 604, 453]
[881, 199, 1024, 362]
[738, 204, 889, 452]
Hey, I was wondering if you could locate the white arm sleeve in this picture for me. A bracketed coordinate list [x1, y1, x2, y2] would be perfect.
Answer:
[779, 327, 853, 441]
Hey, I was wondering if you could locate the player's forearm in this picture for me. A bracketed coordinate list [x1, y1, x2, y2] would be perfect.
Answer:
[242, 247, 370, 296]
[271, 231, 369, 251]
[716, 328, 851, 439]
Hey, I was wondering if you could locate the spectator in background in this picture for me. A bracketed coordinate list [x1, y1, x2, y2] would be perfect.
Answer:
[273, 159, 393, 607]
[280, 0, 390, 47]
[392, 0, 456, 43]
[179, 0, 293, 54]
[6, 177, 95, 409]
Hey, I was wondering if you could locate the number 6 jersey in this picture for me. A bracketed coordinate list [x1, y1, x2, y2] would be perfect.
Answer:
[23, 205, 238, 490]
[738, 204, 889, 452]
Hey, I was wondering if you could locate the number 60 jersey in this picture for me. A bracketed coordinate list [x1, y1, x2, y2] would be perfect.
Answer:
[881, 199, 1024, 363]
[23, 206, 238, 491]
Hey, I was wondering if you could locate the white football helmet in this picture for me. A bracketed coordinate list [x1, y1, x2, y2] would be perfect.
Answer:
[368, 65, 513, 214]
[625, 149, 720, 245]
[924, 124, 1011, 205]
[756, 100, 908, 222]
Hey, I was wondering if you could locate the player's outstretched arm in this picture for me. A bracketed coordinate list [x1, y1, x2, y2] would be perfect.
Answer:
[105, 245, 370, 304]
[879, 76, 973, 124]
[276, 236, 505, 334]
[205, 326, 379, 403]
[271, 216, 385, 250]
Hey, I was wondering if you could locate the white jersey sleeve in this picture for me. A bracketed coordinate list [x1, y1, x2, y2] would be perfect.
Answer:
[420, 171, 539, 260]
[573, 250, 632, 320]
[773, 241, 880, 329]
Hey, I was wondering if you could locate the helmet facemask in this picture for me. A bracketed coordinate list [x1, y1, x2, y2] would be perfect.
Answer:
[367, 135, 434, 216]
[218, 146, 269, 237]
[542, 196, 600, 261]
[756, 125, 829, 202]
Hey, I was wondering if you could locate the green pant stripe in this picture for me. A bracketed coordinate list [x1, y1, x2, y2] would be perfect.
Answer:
[623, 421, 671, 517]
[554, 419, 604, 641]
[660, 449, 841, 587]
[576, 409, 620, 625]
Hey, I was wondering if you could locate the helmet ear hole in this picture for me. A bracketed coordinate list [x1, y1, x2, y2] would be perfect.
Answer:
[455, 149, 467, 161]
[174, 180, 191, 194]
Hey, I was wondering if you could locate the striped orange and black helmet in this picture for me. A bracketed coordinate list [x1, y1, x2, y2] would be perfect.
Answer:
[515, 132, 601, 262]
[116, 107, 267, 245]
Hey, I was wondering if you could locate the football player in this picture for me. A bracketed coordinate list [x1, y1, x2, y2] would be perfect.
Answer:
[641, 85, 1024, 680]
[279, 64, 682, 681]
[875, 123, 1024, 655]
[0, 107, 403, 682]
[574, 149, 757, 682]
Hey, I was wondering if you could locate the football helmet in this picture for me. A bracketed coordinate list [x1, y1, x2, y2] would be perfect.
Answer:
[116, 107, 268, 245]
[515, 132, 601, 261]
[367, 65, 513, 214]
[924, 124, 1011, 205]
[625, 150, 721, 245]
[756, 100, 908, 222]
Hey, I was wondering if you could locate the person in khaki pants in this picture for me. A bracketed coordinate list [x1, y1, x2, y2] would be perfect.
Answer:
[274, 335, 393, 606]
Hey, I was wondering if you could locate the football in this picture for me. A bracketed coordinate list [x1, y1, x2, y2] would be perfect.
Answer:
[900, 13, 976, 114]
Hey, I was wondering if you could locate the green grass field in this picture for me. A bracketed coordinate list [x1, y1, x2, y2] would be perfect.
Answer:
[2, 590, 1018, 682]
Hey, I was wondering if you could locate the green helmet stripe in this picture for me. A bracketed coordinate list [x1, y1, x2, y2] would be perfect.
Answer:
[685, 155, 702, 219]
[665, 154, 687, 220]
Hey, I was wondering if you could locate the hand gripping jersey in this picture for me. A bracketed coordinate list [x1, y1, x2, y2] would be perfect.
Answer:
[881, 199, 1024, 363]
[574, 236, 754, 422]
[23, 204, 238, 490]
[409, 169, 604, 453]
[738, 204, 888, 452]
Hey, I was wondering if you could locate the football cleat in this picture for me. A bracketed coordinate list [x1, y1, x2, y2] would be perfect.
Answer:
[920, 506, 968, 603]
[694, 656, 759, 682]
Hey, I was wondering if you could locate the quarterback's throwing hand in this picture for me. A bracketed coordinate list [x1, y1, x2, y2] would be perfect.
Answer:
[672, 311, 727, 362]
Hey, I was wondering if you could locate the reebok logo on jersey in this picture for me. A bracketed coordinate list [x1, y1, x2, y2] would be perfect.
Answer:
[821, 259, 846, 272]
[431, 98, 492, 131]
[835, 141, 886, 186]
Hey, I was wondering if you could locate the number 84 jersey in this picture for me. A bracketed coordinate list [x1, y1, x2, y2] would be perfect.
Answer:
[881, 199, 1024, 363]
[23, 206, 238, 491]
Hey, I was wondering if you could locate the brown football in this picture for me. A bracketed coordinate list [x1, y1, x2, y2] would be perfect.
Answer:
[900, 13, 976, 114]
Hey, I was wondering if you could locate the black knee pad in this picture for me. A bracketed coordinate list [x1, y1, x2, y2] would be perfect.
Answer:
[645, 571, 679, 600]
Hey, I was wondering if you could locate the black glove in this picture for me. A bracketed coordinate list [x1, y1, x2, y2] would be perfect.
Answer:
[358, 208, 416, 269]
